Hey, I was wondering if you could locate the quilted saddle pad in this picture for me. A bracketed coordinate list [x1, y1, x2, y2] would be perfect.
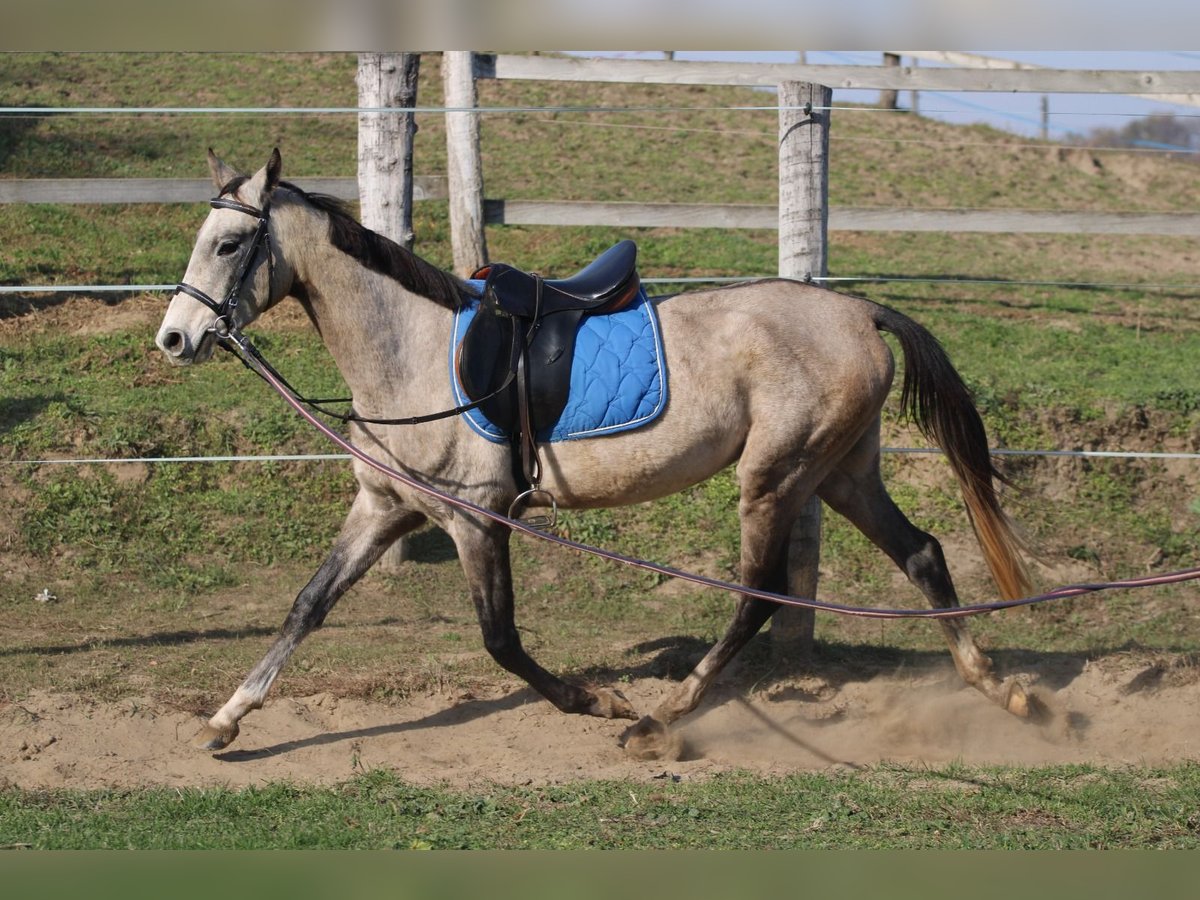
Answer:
[448, 285, 668, 443]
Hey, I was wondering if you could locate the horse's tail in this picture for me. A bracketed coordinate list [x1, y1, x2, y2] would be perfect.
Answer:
[872, 304, 1032, 601]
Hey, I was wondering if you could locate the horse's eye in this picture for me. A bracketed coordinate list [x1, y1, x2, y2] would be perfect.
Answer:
[217, 240, 241, 257]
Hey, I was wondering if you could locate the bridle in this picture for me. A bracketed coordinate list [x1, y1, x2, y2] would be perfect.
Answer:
[175, 196, 274, 340]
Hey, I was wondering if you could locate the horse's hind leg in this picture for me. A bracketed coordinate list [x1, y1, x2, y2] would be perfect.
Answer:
[622, 476, 804, 760]
[817, 445, 1031, 718]
[195, 489, 426, 750]
[453, 517, 638, 721]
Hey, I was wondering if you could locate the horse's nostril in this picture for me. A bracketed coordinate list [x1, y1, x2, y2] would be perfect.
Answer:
[160, 329, 186, 355]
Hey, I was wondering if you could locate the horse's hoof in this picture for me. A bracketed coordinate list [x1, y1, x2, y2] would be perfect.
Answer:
[1019, 687, 1055, 726]
[1003, 680, 1031, 718]
[620, 716, 683, 761]
[193, 721, 238, 751]
[1000, 679, 1055, 725]
[588, 688, 639, 721]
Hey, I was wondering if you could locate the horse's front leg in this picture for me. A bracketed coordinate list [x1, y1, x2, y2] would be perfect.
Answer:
[195, 490, 426, 750]
[454, 518, 638, 721]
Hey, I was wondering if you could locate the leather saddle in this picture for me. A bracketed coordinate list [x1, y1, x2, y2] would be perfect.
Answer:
[457, 240, 642, 487]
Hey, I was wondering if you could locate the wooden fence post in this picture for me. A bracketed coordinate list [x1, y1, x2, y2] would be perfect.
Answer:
[357, 51, 421, 573]
[357, 52, 420, 247]
[881, 52, 901, 110]
[442, 51, 488, 277]
[772, 80, 832, 661]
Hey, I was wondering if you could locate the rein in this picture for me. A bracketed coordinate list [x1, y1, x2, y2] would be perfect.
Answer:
[210, 322, 1200, 622]
[185, 195, 1200, 621]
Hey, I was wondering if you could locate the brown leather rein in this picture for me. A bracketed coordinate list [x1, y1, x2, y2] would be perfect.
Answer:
[210, 321, 1200, 622]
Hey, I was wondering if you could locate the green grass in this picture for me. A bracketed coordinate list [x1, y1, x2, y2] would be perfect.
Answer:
[3, 765, 1200, 849]
[917, 308, 1200, 417]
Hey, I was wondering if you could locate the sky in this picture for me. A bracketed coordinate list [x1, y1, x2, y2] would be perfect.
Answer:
[567, 51, 1200, 144]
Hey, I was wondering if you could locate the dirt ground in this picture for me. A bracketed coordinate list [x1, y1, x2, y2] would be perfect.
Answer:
[3, 650, 1198, 791]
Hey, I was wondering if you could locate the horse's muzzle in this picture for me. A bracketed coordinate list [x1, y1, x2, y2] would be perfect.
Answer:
[155, 323, 216, 366]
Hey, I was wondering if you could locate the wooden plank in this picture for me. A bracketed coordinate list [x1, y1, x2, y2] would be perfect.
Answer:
[893, 50, 1043, 71]
[482, 199, 777, 229]
[483, 200, 1200, 236]
[482, 54, 1200, 95]
[0, 176, 448, 204]
[833, 208, 1200, 236]
[7, 183, 1198, 236]
[893, 50, 1200, 108]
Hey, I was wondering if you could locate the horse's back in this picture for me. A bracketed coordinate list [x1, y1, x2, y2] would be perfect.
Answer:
[536, 279, 895, 508]
[658, 278, 889, 365]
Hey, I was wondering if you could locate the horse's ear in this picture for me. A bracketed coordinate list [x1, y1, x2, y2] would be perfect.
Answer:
[207, 148, 242, 192]
[245, 149, 283, 205]
[265, 148, 282, 191]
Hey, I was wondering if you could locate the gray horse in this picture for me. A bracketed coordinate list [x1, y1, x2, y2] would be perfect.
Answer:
[156, 150, 1034, 760]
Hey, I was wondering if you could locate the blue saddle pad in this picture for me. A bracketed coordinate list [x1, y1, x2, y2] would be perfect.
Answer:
[449, 284, 668, 444]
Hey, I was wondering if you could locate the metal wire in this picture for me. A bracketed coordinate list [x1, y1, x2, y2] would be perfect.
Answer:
[213, 325, 1200, 621]
[4, 446, 1198, 467]
[0, 104, 866, 117]
[4, 102, 1200, 119]
[6, 275, 1200, 295]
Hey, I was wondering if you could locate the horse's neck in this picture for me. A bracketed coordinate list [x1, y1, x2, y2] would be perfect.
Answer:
[289, 232, 449, 406]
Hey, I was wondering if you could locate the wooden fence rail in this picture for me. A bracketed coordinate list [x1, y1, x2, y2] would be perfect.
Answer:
[0, 177, 447, 205]
[8, 179, 1199, 237]
[483, 201, 1200, 236]
[890, 50, 1200, 109]
[477, 54, 1200, 95]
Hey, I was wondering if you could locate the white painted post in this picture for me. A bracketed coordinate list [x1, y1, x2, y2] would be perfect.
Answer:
[442, 51, 488, 277]
[357, 51, 421, 573]
[772, 80, 832, 660]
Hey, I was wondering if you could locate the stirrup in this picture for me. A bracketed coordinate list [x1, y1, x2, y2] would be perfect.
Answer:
[508, 488, 558, 531]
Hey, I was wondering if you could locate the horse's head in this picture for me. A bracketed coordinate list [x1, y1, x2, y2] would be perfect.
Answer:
[156, 149, 292, 365]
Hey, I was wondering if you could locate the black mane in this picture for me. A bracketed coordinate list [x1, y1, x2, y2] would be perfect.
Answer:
[283, 182, 477, 310]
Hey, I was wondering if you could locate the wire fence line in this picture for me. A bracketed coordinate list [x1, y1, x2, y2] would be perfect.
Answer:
[4, 101, 1200, 158]
[6, 101, 1200, 121]
[6, 276, 1200, 295]
[4, 447, 1198, 467]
